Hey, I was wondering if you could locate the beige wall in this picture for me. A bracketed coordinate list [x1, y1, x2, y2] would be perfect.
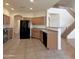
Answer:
[3, 8, 10, 16]
[9, 11, 46, 34]
[67, 29, 75, 39]
[13, 15, 23, 34]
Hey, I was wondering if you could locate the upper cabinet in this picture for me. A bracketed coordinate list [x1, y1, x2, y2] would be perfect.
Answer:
[3, 15, 10, 25]
[32, 17, 45, 25]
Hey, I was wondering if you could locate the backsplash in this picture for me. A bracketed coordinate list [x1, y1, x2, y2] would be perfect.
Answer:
[32, 25, 46, 28]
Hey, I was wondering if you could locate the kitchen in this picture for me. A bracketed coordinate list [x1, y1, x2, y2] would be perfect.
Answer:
[3, 0, 75, 59]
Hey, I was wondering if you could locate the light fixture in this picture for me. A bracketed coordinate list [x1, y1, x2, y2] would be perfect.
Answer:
[30, 0, 34, 2]
[5, 3, 9, 6]
[11, 8, 14, 11]
[30, 8, 32, 10]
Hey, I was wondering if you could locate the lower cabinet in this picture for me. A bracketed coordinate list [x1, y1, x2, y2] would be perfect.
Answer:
[42, 30, 58, 50]
[47, 31, 58, 49]
[32, 28, 58, 50]
[3, 28, 8, 43]
[3, 28, 13, 43]
[32, 29, 41, 39]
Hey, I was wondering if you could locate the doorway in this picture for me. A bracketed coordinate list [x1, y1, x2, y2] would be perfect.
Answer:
[20, 20, 30, 39]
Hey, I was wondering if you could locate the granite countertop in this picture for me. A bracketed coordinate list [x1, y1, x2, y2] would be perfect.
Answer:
[32, 25, 63, 32]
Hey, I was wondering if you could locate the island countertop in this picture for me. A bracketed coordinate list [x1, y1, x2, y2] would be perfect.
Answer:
[32, 27, 58, 33]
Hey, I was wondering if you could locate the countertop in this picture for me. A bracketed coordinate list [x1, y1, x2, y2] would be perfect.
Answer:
[32, 27, 59, 33]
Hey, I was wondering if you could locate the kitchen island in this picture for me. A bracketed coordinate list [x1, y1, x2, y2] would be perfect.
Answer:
[31, 27, 61, 50]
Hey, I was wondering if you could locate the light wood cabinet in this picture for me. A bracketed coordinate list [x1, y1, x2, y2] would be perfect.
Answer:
[32, 28, 58, 50]
[41, 30, 58, 50]
[32, 17, 45, 25]
[47, 31, 58, 49]
[32, 29, 41, 39]
[3, 15, 10, 25]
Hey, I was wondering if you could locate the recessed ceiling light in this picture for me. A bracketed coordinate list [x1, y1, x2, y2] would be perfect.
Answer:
[30, 8, 32, 10]
[11, 8, 14, 10]
[5, 3, 9, 6]
[30, 0, 34, 2]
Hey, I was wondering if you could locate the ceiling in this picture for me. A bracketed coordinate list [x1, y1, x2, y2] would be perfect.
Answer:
[3, 0, 60, 13]
[54, 0, 75, 8]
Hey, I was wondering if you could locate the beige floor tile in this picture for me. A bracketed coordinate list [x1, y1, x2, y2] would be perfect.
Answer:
[4, 38, 70, 59]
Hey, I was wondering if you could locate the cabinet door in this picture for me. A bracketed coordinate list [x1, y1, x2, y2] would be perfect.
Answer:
[32, 17, 45, 25]
[32, 29, 41, 39]
[47, 31, 58, 49]
[32, 29, 37, 38]
[3, 15, 10, 25]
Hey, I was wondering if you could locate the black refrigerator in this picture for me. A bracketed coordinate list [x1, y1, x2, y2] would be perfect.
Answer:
[20, 20, 30, 39]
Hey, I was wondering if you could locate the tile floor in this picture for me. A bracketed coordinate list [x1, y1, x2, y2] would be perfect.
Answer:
[61, 39, 75, 59]
[4, 38, 70, 59]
